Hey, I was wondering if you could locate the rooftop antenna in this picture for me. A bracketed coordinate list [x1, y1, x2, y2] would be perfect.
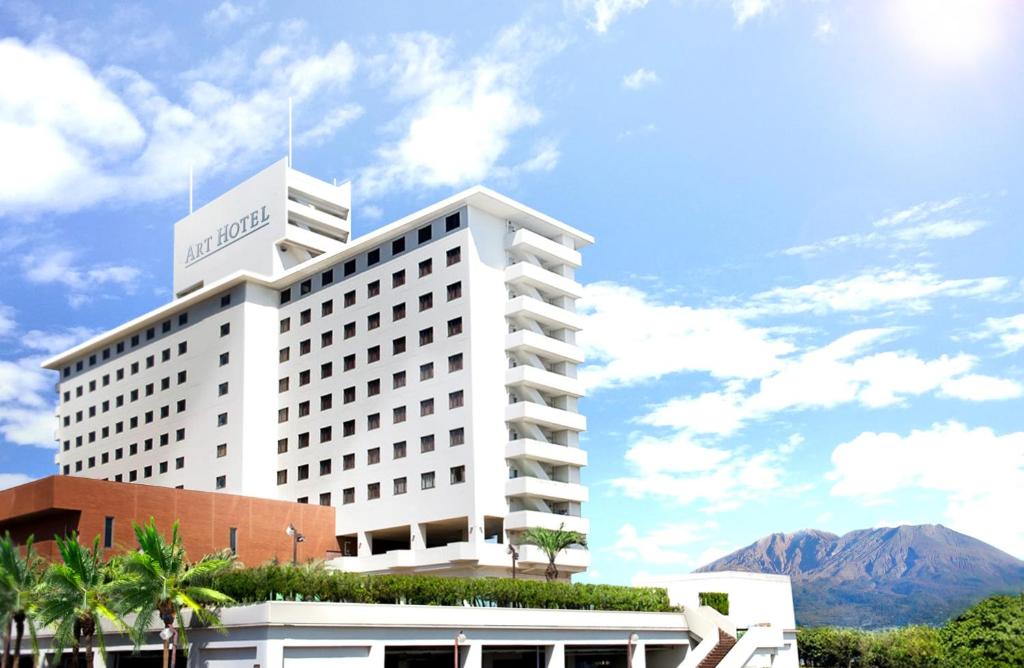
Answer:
[188, 164, 193, 214]
[288, 96, 293, 168]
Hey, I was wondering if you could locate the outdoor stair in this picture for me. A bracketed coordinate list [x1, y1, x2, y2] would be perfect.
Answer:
[697, 632, 737, 668]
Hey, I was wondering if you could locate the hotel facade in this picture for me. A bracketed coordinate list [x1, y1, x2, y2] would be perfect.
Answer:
[43, 159, 592, 578]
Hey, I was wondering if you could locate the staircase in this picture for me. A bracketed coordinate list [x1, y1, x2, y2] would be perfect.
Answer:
[697, 632, 737, 668]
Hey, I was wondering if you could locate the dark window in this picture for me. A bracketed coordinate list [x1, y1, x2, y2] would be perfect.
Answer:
[368, 447, 380, 465]
[321, 362, 333, 379]
[299, 370, 310, 386]
[448, 317, 463, 336]
[321, 394, 333, 410]
[343, 420, 355, 436]
[368, 312, 380, 330]
[344, 322, 356, 339]
[393, 441, 407, 459]
[343, 488, 355, 504]
[280, 317, 291, 333]
[280, 347, 290, 363]
[393, 406, 406, 424]
[229, 527, 237, 553]
[344, 386, 356, 403]
[393, 477, 407, 495]
[367, 345, 380, 363]
[367, 249, 380, 265]
[420, 398, 434, 416]
[419, 328, 433, 346]
[368, 280, 380, 298]
[393, 303, 406, 321]
[277, 439, 288, 454]
[221, 294, 232, 307]
[421, 435, 435, 453]
[344, 354, 356, 371]
[392, 270, 405, 288]
[343, 453, 355, 470]
[300, 279, 312, 295]
[392, 238, 405, 254]
[298, 433, 310, 448]
[450, 465, 466, 484]
[322, 299, 334, 316]
[297, 464, 309, 481]
[298, 401, 310, 417]
[445, 212, 460, 231]
[393, 337, 406, 354]
[419, 258, 432, 277]
[300, 309, 311, 325]
[322, 268, 334, 285]
[218, 382, 229, 396]
[367, 413, 380, 430]
[393, 371, 406, 389]
[300, 339, 311, 355]
[176, 456, 185, 469]
[279, 377, 290, 393]
[449, 390, 464, 409]
[220, 322, 230, 336]
[421, 471, 435, 490]
[217, 444, 227, 458]
[367, 379, 381, 396]
[419, 292, 433, 311]
[320, 459, 332, 476]
[420, 362, 434, 381]
[103, 517, 114, 549]
[322, 331, 333, 347]
[367, 483, 380, 500]
[320, 426, 332, 443]
[344, 290, 356, 307]
[447, 282, 462, 301]
[280, 289, 292, 304]
[449, 353, 463, 372]
[344, 259, 356, 276]
[319, 493, 332, 506]
[447, 246, 461, 266]
[417, 225, 432, 243]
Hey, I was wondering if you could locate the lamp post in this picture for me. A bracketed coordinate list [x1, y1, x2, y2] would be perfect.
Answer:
[454, 631, 467, 668]
[159, 625, 175, 668]
[286, 524, 305, 565]
[627, 633, 639, 668]
[508, 543, 519, 580]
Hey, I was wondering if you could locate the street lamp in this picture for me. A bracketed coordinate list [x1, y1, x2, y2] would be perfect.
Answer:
[159, 626, 176, 668]
[286, 523, 305, 565]
[507, 543, 519, 580]
[627, 633, 640, 668]
[454, 631, 467, 668]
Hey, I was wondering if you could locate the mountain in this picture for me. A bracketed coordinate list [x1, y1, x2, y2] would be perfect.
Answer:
[696, 524, 1024, 628]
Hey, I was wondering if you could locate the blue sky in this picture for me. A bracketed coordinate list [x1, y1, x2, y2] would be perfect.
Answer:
[1, 0, 1022, 583]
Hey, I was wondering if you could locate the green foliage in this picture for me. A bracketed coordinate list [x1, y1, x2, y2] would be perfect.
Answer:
[941, 593, 1024, 668]
[798, 594, 1021, 667]
[0, 532, 44, 664]
[517, 525, 588, 582]
[698, 591, 729, 615]
[210, 562, 672, 612]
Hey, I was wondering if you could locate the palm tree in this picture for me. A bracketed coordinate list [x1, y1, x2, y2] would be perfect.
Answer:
[0, 533, 43, 667]
[35, 533, 124, 668]
[114, 519, 234, 668]
[517, 525, 588, 581]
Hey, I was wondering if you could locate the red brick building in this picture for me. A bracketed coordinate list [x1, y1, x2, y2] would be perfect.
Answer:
[0, 476, 338, 565]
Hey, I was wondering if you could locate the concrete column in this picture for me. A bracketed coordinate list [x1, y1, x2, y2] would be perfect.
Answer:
[367, 642, 386, 668]
[459, 643, 481, 668]
[91, 650, 107, 668]
[258, 638, 284, 668]
[630, 643, 647, 668]
[358, 530, 370, 556]
[411, 522, 425, 549]
[545, 643, 565, 668]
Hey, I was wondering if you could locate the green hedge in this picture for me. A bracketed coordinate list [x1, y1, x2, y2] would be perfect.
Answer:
[699, 591, 729, 615]
[210, 564, 674, 612]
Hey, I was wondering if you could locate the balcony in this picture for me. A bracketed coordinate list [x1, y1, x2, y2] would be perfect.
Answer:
[505, 510, 589, 535]
[506, 296, 583, 332]
[506, 476, 589, 503]
[505, 366, 583, 398]
[506, 438, 588, 468]
[506, 402, 586, 432]
[504, 262, 583, 299]
[506, 228, 582, 268]
[506, 331, 584, 364]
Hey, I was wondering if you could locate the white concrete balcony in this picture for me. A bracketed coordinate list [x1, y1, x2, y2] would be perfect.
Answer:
[507, 228, 582, 268]
[506, 295, 583, 332]
[504, 262, 583, 300]
[506, 438, 588, 467]
[505, 330, 584, 365]
[506, 476, 589, 503]
[505, 510, 589, 535]
[505, 365, 583, 398]
[506, 402, 587, 432]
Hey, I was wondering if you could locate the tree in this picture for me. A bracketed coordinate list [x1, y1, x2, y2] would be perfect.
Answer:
[516, 525, 587, 582]
[941, 593, 1024, 668]
[35, 533, 124, 668]
[0, 534, 43, 668]
[114, 519, 234, 668]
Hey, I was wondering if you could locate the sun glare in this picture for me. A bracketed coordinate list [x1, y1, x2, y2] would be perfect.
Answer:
[889, 0, 1004, 66]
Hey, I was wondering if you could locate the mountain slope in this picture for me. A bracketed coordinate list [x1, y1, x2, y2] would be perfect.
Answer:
[696, 524, 1024, 628]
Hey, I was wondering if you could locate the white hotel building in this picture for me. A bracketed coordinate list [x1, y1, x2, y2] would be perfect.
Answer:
[44, 159, 592, 579]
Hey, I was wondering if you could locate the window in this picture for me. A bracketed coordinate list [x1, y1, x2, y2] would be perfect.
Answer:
[420, 398, 434, 416]
[448, 317, 463, 336]
[393, 303, 406, 321]
[178, 399, 187, 412]
[279, 377, 290, 393]
[445, 212, 461, 231]
[176, 428, 185, 441]
[103, 517, 114, 548]
[393, 477, 407, 495]
[300, 309, 311, 325]
[129, 470, 137, 482]
[447, 282, 462, 301]
[319, 493, 332, 506]
[367, 413, 380, 430]
[298, 433, 310, 448]
[321, 394, 333, 410]
[421, 471, 435, 490]
[298, 401, 310, 417]
[344, 322, 356, 339]
[229, 527, 237, 553]
[419, 258, 432, 277]
[161, 349, 170, 362]
[322, 330, 333, 347]
[278, 438, 288, 454]
[450, 466, 466, 484]
[299, 339, 311, 355]
[321, 362, 333, 379]
[392, 237, 405, 254]
[217, 443, 227, 458]
[367, 312, 380, 330]
[392, 337, 406, 355]
[319, 459, 332, 476]
[449, 428, 465, 446]
[300, 279, 312, 295]
[393, 441, 407, 459]
[419, 328, 433, 346]
[368, 280, 380, 297]
[221, 294, 232, 308]
[280, 317, 291, 333]
[217, 413, 228, 426]
[146, 328, 155, 341]
[278, 407, 289, 424]
[421, 435, 435, 453]
[178, 341, 187, 355]
[367, 379, 381, 396]
[419, 292, 433, 311]
[322, 299, 334, 316]
[368, 447, 380, 465]
[393, 371, 406, 389]
[344, 259, 356, 276]
[216, 475, 226, 489]
[343, 420, 355, 437]
[343, 453, 355, 470]
[368, 248, 380, 265]
[418, 225, 432, 243]
[449, 390, 464, 409]
[218, 382, 229, 396]
[159, 461, 168, 474]
[420, 362, 434, 381]
[344, 386, 356, 404]
[393, 406, 406, 424]
[279, 347, 290, 363]
[448, 353, 463, 372]
[178, 370, 188, 384]
[392, 269, 406, 288]
[367, 345, 380, 363]
[344, 290, 356, 307]
[220, 322, 230, 336]
[219, 352, 230, 366]
[322, 268, 334, 286]
[297, 464, 309, 481]
[343, 488, 355, 504]
[367, 483, 380, 500]
[176, 457, 185, 469]
[298, 370, 309, 386]
[320, 426, 332, 443]
[446, 246, 461, 266]
[280, 288, 292, 304]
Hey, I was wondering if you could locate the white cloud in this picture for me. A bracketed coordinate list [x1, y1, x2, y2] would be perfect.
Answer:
[828, 421, 1024, 557]
[0, 473, 34, 490]
[203, 1, 254, 28]
[0, 35, 359, 215]
[22, 249, 142, 306]
[613, 521, 720, 566]
[0, 356, 56, 449]
[873, 198, 963, 228]
[360, 27, 560, 197]
[296, 103, 364, 146]
[974, 314, 1024, 354]
[0, 304, 15, 337]
[938, 374, 1022, 401]
[732, 0, 775, 26]
[20, 327, 99, 354]
[623, 67, 658, 90]
[815, 17, 835, 40]
[575, 0, 649, 34]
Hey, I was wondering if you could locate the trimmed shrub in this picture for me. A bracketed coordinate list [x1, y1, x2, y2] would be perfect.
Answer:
[210, 564, 674, 612]
[699, 591, 730, 615]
